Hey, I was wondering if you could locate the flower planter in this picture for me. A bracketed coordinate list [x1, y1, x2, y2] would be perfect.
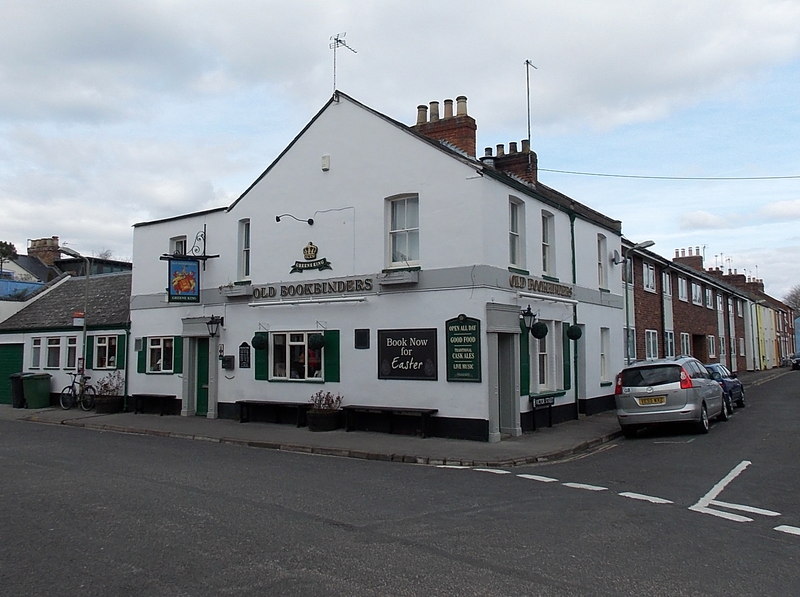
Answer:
[307, 410, 342, 432]
[95, 395, 125, 414]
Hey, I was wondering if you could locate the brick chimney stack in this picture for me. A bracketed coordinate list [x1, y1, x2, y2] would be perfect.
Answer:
[673, 246, 704, 271]
[481, 139, 538, 184]
[412, 96, 477, 157]
[28, 236, 61, 266]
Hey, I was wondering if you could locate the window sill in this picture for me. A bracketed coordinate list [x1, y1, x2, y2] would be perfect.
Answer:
[508, 266, 529, 275]
[542, 274, 559, 282]
[599, 287, 610, 293]
[268, 378, 325, 383]
[529, 390, 566, 399]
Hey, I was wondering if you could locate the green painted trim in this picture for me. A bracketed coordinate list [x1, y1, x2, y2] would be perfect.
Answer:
[137, 342, 146, 373]
[116, 334, 127, 370]
[85, 335, 94, 370]
[253, 332, 269, 380]
[600, 381, 613, 387]
[323, 330, 340, 382]
[0, 325, 130, 335]
[173, 337, 183, 374]
[519, 320, 530, 396]
[562, 323, 571, 390]
[542, 274, 560, 282]
[508, 266, 530, 275]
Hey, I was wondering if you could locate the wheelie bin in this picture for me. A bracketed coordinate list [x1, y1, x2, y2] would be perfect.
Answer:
[22, 373, 52, 409]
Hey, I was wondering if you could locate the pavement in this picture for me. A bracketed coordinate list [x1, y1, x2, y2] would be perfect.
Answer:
[1, 368, 789, 468]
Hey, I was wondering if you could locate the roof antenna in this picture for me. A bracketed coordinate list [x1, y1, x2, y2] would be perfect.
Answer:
[330, 33, 357, 93]
[525, 60, 538, 172]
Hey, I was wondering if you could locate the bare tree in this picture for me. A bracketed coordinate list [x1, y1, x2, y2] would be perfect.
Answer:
[784, 284, 800, 312]
[0, 240, 18, 275]
[96, 249, 113, 260]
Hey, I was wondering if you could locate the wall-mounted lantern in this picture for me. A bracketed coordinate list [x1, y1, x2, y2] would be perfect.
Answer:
[206, 315, 224, 338]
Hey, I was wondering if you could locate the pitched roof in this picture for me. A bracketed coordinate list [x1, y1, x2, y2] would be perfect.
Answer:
[12, 254, 59, 282]
[0, 272, 131, 332]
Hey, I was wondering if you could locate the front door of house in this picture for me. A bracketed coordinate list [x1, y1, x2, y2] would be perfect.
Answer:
[196, 338, 209, 416]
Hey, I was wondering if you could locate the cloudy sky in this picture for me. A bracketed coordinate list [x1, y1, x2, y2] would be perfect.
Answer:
[2, 0, 799, 299]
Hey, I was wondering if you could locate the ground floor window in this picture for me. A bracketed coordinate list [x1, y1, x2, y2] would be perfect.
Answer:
[95, 335, 118, 369]
[707, 335, 716, 358]
[66, 336, 77, 369]
[600, 327, 610, 382]
[31, 337, 42, 368]
[271, 332, 323, 380]
[645, 330, 658, 360]
[46, 337, 61, 368]
[530, 320, 562, 392]
[680, 332, 691, 356]
[664, 331, 675, 358]
[148, 337, 174, 372]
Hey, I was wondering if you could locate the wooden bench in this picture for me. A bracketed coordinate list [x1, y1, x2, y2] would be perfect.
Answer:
[342, 405, 438, 438]
[132, 394, 177, 416]
[236, 400, 311, 427]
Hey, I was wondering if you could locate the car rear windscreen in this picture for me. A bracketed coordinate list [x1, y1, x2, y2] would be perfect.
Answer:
[621, 365, 681, 387]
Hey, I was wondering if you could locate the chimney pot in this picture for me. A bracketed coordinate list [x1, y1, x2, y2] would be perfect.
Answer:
[416, 105, 428, 125]
[521, 139, 530, 153]
[456, 96, 468, 116]
[484, 147, 493, 157]
[681, 249, 686, 257]
[496, 144, 505, 157]
[429, 101, 439, 122]
[674, 249, 679, 257]
[443, 99, 453, 118]
[509, 142, 518, 153]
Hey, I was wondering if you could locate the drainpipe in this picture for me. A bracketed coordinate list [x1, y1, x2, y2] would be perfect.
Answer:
[569, 210, 578, 418]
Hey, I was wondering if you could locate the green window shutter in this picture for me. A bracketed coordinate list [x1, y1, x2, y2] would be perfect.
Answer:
[562, 324, 571, 391]
[116, 334, 127, 370]
[253, 332, 269, 380]
[323, 330, 340, 382]
[519, 321, 530, 396]
[85, 336, 94, 370]
[137, 338, 146, 373]
[173, 336, 183, 374]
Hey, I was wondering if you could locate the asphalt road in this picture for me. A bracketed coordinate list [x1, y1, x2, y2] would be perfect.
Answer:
[1, 371, 798, 596]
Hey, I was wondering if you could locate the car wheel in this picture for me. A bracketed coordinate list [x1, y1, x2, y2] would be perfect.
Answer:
[736, 387, 746, 408]
[696, 403, 710, 434]
[719, 394, 731, 421]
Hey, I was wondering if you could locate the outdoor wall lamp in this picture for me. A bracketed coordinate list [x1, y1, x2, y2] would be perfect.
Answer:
[521, 304, 548, 339]
[275, 214, 314, 225]
[521, 305, 536, 332]
[206, 315, 224, 338]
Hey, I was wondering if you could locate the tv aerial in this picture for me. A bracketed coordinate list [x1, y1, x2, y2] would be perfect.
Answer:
[330, 32, 357, 91]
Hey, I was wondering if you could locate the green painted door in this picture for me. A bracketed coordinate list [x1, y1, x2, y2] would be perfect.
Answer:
[196, 338, 209, 416]
[0, 344, 24, 404]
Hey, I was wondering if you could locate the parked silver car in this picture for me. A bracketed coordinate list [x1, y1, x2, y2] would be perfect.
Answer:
[614, 356, 726, 437]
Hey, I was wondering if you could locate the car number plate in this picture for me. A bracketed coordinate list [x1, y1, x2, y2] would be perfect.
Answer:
[638, 396, 666, 406]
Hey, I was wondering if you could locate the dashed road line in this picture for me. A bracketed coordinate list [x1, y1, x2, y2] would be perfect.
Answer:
[775, 525, 800, 536]
[473, 468, 512, 474]
[517, 474, 559, 483]
[619, 492, 673, 504]
[563, 482, 607, 491]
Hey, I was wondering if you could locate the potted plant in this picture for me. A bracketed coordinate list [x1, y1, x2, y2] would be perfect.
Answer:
[307, 390, 343, 432]
[94, 370, 125, 414]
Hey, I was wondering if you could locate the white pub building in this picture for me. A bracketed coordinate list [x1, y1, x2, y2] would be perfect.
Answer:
[129, 92, 625, 441]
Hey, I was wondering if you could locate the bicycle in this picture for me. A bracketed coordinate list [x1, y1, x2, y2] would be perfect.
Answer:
[60, 372, 97, 411]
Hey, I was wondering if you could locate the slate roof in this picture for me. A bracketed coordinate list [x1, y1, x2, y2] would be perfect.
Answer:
[0, 272, 131, 332]
[12, 254, 60, 282]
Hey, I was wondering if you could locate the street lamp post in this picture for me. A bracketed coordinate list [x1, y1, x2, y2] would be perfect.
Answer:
[624, 240, 655, 364]
[59, 247, 90, 373]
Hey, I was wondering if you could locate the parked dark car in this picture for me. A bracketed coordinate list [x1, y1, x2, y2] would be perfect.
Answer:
[705, 363, 745, 414]
[789, 353, 800, 370]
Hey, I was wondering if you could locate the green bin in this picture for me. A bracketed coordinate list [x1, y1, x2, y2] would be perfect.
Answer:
[23, 373, 53, 409]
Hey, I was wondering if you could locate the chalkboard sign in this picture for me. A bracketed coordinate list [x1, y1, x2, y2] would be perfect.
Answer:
[378, 328, 437, 380]
[445, 314, 481, 382]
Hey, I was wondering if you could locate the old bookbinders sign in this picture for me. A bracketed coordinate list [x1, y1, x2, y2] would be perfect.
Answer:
[446, 314, 481, 382]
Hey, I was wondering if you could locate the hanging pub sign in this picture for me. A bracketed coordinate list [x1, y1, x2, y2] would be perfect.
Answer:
[378, 328, 437, 380]
[445, 314, 481, 382]
[290, 241, 332, 273]
[168, 259, 200, 303]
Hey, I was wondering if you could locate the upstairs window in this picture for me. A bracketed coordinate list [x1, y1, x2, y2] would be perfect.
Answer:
[662, 271, 672, 296]
[597, 234, 608, 289]
[705, 288, 713, 309]
[691, 282, 703, 305]
[541, 211, 554, 276]
[643, 263, 656, 292]
[170, 236, 187, 256]
[387, 195, 419, 267]
[678, 277, 688, 301]
[238, 219, 251, 280]
[509, 198, 525, 269]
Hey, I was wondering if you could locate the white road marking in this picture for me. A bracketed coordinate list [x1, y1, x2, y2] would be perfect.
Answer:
[775, 525, 800, 536]
[619, 492, 673, 504]
[688, 460, 782, 523]
[710, 500, 781, 517]
[437, 465, 471, 469]
[563, 482, 607, 491]
[474, 468, 512, 474]
[517, 474, 559, 483]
